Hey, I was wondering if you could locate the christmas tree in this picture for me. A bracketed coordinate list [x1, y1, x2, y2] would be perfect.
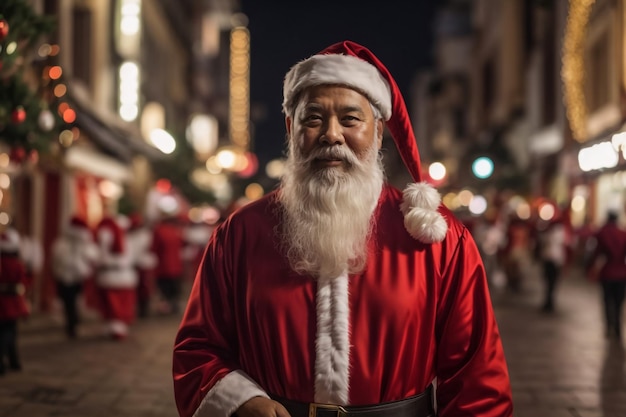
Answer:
[0, 0, 70, 164]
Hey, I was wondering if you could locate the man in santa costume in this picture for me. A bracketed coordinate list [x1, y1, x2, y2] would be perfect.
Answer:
[94, 215, 137, 340]
[173, 41, 513, 417]
[126, 213, 157, 318]
[0, 227, 30, 374]
[51, 215, 99, 338]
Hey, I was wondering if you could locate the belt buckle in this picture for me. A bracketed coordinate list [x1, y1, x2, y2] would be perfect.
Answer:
[308, 402, 348, 417]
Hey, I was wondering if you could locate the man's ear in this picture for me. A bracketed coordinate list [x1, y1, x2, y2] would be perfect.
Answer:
[376, 119, 384, 148]
[285, 116, 292, 136]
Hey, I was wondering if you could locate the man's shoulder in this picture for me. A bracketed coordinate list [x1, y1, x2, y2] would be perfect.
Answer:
[230, 190, 279, 218]
[218, 191, 280, 233]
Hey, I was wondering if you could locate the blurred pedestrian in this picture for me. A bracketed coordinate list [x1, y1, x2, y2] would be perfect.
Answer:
[173, 40, 512, 417]
[94, 215, 137, 340]
[0, 227, 30, 374]
[18, 233, 43, 291]
[501, 215, 533, 293]
[474, 214, 506, 289]
[537, 217, 568, 312]
[51, 216, 99, 338]
[152, 210, 185, 314]
[182, 217, 216, 281]
[127, 213, 157, 318]
[586, 211, 626, 340]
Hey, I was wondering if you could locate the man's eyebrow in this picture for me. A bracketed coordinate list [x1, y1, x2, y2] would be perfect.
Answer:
[302, 104, 366, 114]
[340, 105, 366, 114]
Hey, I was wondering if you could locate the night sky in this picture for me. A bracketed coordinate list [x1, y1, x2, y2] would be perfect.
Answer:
[239, 0, 440, 168]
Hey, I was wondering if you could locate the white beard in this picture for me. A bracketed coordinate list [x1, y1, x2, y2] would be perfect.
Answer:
[279, 140, 384, 279]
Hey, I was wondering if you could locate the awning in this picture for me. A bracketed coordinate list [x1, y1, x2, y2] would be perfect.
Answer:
[65, 144, 132, 182]
[66, 81, 165, 163]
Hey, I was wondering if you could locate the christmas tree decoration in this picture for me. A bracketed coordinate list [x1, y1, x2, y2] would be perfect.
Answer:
[37, 108, 54, 131]
[0, 19, 8, 42]
[10, 106, 25, 124]
[27, 149, 38, 164]
[9, 146, 25, 163]
[0, 0, 68, 160]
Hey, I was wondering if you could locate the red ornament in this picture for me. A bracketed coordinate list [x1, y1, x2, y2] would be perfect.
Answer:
[10, 147, 25, 163]
[28, 150, 39, 165]
[11, 107, 26, 124]
[0, 20, 8, 42]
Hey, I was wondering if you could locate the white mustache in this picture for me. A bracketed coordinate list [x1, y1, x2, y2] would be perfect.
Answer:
[304, 146, 359, 166]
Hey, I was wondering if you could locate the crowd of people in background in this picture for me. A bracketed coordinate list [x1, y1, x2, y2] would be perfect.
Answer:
[0, 206, 219, 376]
[469, 203, 626, 338]
[4, 195, 626, 376]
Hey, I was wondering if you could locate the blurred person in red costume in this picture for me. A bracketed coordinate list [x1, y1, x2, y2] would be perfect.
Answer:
[151, 207, 185, 314]
[126, 213, 157, 318]
[51, 215, 99, 338]
[94, 214, 137, 340]
[173, 41, 513, 417]
[0, 227, 30, 375]
[586, 210, 626, 340]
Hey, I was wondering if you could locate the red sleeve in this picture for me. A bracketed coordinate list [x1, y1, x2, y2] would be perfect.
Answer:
[172, 221, 240, 417]
[436, 228, 513, 417]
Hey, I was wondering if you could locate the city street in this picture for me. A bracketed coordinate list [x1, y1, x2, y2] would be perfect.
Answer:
[0, 267, 625, 417]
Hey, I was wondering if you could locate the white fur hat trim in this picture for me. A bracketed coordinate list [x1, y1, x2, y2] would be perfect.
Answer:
[283, 54, 392, 120]
[400, 182, 448, 243]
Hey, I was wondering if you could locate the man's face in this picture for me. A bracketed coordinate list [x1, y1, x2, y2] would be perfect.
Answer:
[286, 85, 383, 172]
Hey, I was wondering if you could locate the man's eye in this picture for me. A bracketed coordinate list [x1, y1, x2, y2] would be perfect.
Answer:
[302, 115, 322, 123]
[342, 115, 360, 124]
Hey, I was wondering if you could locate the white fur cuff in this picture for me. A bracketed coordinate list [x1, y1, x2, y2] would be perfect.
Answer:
[400, 182, 448, 243]
[193, 370, 270, 417]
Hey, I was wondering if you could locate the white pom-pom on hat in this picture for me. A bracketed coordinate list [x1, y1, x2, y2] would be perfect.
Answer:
[400, 183, 448, 243]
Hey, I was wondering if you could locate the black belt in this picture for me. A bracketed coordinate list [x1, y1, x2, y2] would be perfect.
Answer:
[273, 385, 434, 417]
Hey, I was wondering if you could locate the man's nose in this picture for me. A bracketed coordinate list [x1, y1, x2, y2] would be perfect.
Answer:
[320, 119, 344, 145]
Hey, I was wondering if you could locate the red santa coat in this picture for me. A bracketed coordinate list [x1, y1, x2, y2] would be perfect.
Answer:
[94, 217, 137, 335]
[173, 185, 513, 417]
[0, 253, 30, 320]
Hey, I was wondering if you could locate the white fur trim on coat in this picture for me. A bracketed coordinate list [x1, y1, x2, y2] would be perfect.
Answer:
[193, 370, 270, 417]
[400, 182, 448, 243]
[0, 228, 20, 252]
[315, 272, 350, 404]
[95, 264, 138, 288]
[283, 54, 392, 120]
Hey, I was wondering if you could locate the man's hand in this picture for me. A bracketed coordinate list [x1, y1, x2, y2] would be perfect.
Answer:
[235, 396, 291, 417]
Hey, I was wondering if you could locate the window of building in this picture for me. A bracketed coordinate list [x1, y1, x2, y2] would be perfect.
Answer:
[72, 7, 93, 88]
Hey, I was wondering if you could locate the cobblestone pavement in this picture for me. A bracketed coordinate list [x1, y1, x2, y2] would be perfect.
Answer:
[0, 266, 624, 417]
[492, 265, 626, 417]
[0, 307, 182, 417]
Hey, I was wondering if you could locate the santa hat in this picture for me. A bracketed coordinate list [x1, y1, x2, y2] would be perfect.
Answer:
[67, 216, 93, 241]
[0, 227, 21, 252]
[96, 217, 125, 254]
[70, 216, 89, 229]
[282, 40, 447, 243]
